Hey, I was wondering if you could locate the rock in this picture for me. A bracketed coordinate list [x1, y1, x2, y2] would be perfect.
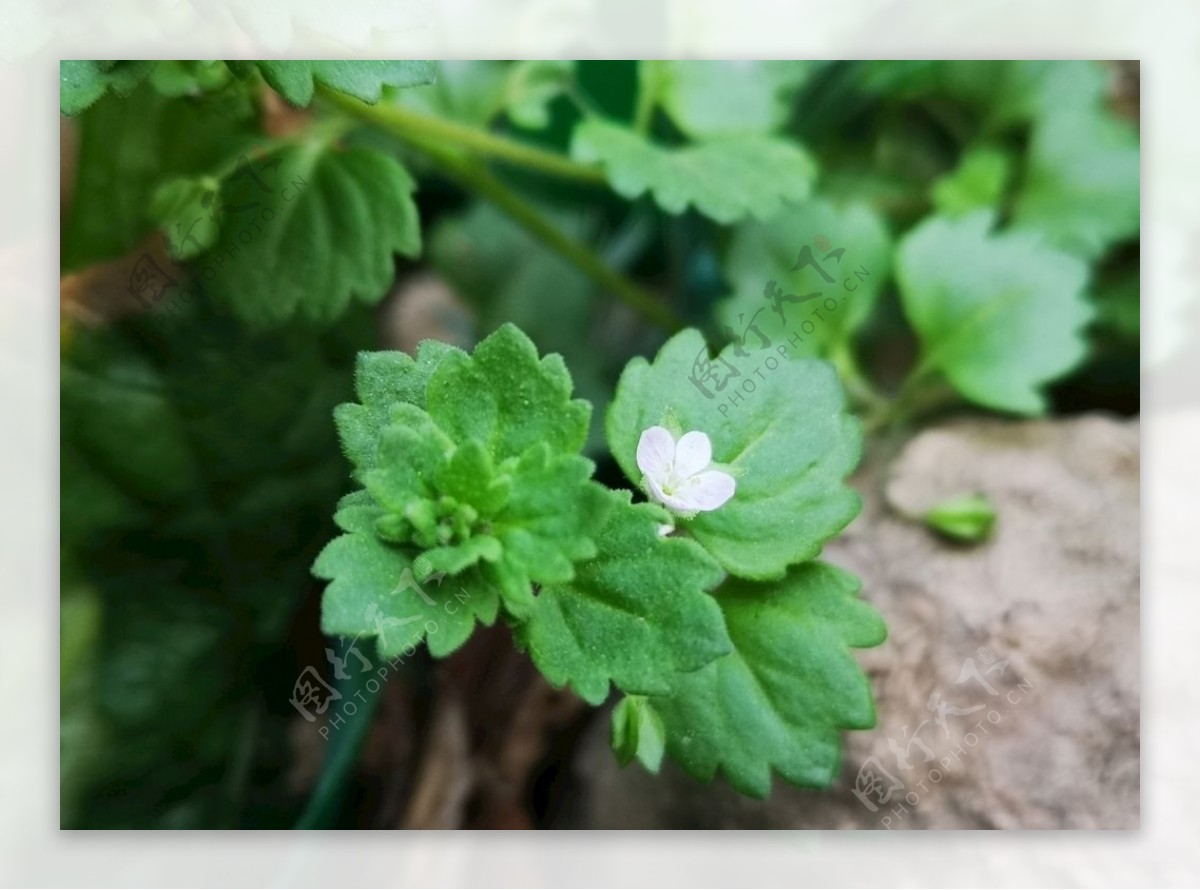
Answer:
[555, 414, 1140, 829]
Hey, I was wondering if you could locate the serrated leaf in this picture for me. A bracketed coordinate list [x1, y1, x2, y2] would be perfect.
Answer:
[641, 61, 813, 139]
[314, 491, 501, 658]
[896, 212, 1094, 414]
[203, 143, 420, 326]
[516, 490, 729, 705]
[1012, 107, 1140, 259]
[425, 323, 591, 461]
[607, 329, 862, 579]
[480, 444, 608, 616]
[571, 117, 816, 224]
[60, 60, 154, 115]
[612, 695, 667, 771]
[715, 198, 892, 358]
[253, 60, 435, 107]
[334, 341, 459, 478]
[323, 325, 608, 622]
[654, 561, 885, 798]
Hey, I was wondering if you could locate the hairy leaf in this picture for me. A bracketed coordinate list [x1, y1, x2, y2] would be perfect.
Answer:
[203, 143, 421, 326]
[516, 490, 729, 704]
[607, 329, 862, 579]
[314, 491, 501, 658]
[654, 562, 886, 797]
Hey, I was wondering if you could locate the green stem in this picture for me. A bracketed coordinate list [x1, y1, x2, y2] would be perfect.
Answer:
[320, 88, 607, 186]
[426, 145, 684, 332]
[324, 89, 682, 332]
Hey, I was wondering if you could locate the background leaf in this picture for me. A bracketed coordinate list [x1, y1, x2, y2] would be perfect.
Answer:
[252, 60, 435, 107]
[896, 212, 1094, 414]
[571, 117, 816, 224]
[203, 143, 421, 326]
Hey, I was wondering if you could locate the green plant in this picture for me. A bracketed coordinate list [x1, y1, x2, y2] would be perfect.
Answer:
[60, 59, 1138, 825]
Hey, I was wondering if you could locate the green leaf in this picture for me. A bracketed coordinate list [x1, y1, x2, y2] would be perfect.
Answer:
[61, 60, 154, 115]
[252, 60, 435, 107]
[334, 341, 457, 478]
[1012, 108, 1140, 259]
[896, 212, 1094, 414]
[62, 83, 258, 270]
[505, 60, 575, 129]
[571, 117, 816, 224]
[611, 696, 667, 771]
[203, 143, 421, 326]
[428, 202, 617, 452]
[925, 493, 996, 543]
[516, 490, 729, 705]
[640, 61, 813, 139]
[322, 325, 608, 623]
[716, 197, 892, 358]
[314, 491, 501, 658]
[606, 329, 862, 579]
[653, 562, 886, 798]
[425, 323, 591, 462]
[149, 176, 223, 260]
[931, 146, 1012, 218]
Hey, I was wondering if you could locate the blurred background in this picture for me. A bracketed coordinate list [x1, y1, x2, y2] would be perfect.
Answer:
[59, 59, 1141, 829]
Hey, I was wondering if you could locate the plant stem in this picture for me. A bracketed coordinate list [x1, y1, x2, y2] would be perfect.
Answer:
[324, 89, 683, 333]
[424, 144, 684, 332]
[320, 88, 608, 186]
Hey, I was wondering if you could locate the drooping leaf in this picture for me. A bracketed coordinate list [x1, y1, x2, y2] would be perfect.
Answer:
[571, 117, 816, 224]
[715, 198, 892, 358]
[250, 60, 435, 107]
[653, 562, 886, 798]
[896, 212, 1093, 414]
[516, 490, 729, 705]
[606, 329, 862, 579]
[202, 143, 421, 326]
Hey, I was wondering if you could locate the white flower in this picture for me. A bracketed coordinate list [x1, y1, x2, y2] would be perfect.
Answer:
[636, 426, 736, 514]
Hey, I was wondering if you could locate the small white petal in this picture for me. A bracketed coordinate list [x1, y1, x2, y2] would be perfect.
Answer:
[637, 426, 676, 480]
[673, 430, 714, 478]
[644, 471, 698, 512]
[656, 523, 675, 537]
[675, 470, 736, 512]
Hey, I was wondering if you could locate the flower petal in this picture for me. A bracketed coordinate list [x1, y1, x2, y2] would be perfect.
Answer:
[644, 471, 698, 513]
[675, 469, 736, 512]
[636, 426, 676, 479]
[674, 430, 714, 477]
